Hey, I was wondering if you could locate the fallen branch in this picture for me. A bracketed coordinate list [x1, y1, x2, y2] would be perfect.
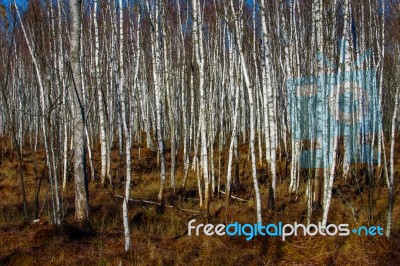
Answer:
[115, 195, 200, 213]
[178, 208, 200, 214]
[219, 190, 249, 202]
[116, 195, 172, 207]
[178, 196, 200, 202]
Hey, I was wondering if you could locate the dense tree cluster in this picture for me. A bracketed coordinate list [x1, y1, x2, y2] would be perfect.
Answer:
[0, 0, 399, 250]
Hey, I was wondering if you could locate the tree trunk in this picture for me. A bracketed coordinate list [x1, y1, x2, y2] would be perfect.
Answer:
[69, 0, 89, 227]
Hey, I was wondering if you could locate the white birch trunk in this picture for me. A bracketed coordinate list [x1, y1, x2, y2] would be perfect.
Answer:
[192, 0, 210, 214]
[69, 0, 89, 226]
[229, 0, 261, 223]
[386, 85, 399, 237]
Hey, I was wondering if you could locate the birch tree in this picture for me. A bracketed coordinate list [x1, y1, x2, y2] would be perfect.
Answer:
[228, 0, 261, 222]
[69, 0, 89, 226]
[93, 0, 109, 187]
[192, 0, 210, 215]
[260, 0, 277, 212]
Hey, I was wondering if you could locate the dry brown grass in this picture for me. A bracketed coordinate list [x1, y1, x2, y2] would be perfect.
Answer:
[0, 137, 399, 265]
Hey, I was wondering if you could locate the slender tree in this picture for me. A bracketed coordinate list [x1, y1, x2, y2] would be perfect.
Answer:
[69, 0, 89, 227]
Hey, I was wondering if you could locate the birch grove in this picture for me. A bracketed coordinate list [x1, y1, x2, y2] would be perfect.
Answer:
[0, 0, 399, 252]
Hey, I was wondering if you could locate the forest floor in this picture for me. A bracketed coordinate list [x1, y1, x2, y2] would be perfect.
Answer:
[0, 136, 400, 265]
